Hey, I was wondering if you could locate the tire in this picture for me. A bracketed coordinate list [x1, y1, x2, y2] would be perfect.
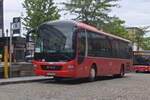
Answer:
[53, 77, 62, 82]
[114, 67, 125, 78]
[118, 67, 125, 78]
[88, 66, 96, 82]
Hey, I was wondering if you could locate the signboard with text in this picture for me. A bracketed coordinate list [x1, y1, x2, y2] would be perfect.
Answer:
[12, 17, 21, 34]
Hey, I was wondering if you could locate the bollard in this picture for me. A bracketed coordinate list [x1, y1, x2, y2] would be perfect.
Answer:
[4, 46, 9, 78]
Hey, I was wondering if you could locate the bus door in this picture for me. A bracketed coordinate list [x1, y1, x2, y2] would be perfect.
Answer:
[76, 29, 88, 77]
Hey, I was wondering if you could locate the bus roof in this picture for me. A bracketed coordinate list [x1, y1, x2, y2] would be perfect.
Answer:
[76, 22, 131, 43]
[42, 20, 131, 43]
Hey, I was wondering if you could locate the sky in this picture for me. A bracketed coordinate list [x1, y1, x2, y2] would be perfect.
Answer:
[3, 0, 150, 36]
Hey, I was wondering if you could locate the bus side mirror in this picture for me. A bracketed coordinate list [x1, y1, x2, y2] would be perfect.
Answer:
[26, 34, 29, 42]
[26, 29, 36, 42]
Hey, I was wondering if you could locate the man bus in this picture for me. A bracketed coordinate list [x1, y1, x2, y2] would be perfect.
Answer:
[133, 51, 150, 72]
[31, 20, 132, 81]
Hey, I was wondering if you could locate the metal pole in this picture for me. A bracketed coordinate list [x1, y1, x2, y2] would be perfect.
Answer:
[3, 29, 9, 78]
[9, 22, 13, 78]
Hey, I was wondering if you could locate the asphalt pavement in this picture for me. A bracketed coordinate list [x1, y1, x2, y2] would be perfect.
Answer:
[1, 73, 150, 100]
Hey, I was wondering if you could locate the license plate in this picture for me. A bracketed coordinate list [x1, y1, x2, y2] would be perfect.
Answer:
[46, 73, 56, 76]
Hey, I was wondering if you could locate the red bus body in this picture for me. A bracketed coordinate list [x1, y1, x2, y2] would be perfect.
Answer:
[133, 51, 150, 72]
[33, 58, 131, 78]
[32, 20, 132, 79]
[134, 65, 150, 72]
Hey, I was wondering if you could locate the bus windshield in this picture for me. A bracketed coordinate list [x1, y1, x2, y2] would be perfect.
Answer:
[133, 55, 150, 66]
[34, 22, 76, 62]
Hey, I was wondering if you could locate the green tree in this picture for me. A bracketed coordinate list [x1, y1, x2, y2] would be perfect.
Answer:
[134, 28, 145, 51]
[64, 0, 130, 40]
[131, 26, 150, 51]
[138, 26, 150, 50]
[103, 17, 131, 40]
[64, 0, 119, 29]
[23, 0, 60, 30]
[141, 37, 150, 50]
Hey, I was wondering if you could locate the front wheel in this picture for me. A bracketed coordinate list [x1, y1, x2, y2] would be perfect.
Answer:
[88, 67, 96, 82]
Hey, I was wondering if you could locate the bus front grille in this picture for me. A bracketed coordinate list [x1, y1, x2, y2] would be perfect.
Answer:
[41, 65, 62, 70]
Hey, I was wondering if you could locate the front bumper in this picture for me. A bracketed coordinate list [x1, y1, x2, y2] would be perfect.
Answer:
[33, 69, 76, 78]
[134, 66, 150, 72]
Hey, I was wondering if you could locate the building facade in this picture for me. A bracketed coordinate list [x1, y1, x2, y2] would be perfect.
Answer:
[0, 0, 4, 37]
[0, 37, 26, 62]
[126, 27, 143, 51]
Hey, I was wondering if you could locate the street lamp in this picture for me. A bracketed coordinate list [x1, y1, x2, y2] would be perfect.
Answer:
[9, 22, 13, 77]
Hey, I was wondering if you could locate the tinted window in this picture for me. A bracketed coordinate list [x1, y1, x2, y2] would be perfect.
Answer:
[34, 23, 76, 62]
[87, 30, 131, 59]
[134, 54, 150, 65]
[87, 31, 110, 57]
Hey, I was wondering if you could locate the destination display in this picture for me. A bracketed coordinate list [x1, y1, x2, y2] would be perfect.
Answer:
[133, 52, 150, 56]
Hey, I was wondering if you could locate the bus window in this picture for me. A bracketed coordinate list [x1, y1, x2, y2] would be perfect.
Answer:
[87, 31, 106, 57]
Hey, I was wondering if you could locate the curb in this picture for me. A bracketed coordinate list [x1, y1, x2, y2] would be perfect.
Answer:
[0, 76, 52, 85]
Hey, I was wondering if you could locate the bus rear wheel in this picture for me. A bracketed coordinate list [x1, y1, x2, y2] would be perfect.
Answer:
[114, 67, 125, 78]
[53, 77, 62, 82]
[120, 67, 125, 77]
[88, 67, 96, 82]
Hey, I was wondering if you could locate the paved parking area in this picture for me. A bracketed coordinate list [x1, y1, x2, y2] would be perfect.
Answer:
[0, 73, 150, 100]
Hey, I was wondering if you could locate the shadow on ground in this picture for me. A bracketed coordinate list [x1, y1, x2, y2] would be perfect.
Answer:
[135, 71, 150, 74]
[40, 75, 129, 85]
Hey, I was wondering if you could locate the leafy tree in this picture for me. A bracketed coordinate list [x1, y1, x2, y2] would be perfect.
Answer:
[131, 26, 150, 51]
[138, 26, 150, 50]
[64, 0, 119, 30]
[134, 28, 145, 51]
[102, 17, 131, 40]
[141, 37, 150, 50]
[23, 0, 60, 30]
[64, 0, 131, 40]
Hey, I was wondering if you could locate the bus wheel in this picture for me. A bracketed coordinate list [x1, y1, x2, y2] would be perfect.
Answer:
[114, 67, 125, 78]
[53, 77, 62, 82]
[88, 67, 96, 82]
[118, 67, 125, 78]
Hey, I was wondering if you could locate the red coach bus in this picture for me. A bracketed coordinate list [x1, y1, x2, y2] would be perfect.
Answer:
[133, 51, 150, 72]
[31, 20, 132, 81]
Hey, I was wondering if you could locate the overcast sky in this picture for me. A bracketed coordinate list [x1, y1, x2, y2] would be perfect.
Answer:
[3, 0, 150, 36]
